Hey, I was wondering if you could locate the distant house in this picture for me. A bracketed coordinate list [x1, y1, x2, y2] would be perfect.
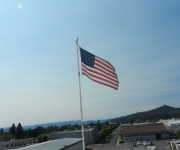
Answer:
[109, 122, 117, 127]
[49, 128, 99, 144]
[157, 118, 180, 133]
[158, 118, 180, 127]
[122, 124, 170, 142]
[132, 123, 149, 126]
[0, 138, 34, 150]
[121, 123, 131, 128]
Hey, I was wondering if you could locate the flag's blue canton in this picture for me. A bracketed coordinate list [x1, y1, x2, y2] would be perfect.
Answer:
[80, 47, 95, 68]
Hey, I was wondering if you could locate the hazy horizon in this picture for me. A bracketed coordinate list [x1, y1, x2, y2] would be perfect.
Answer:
[1, 104, 176, 128]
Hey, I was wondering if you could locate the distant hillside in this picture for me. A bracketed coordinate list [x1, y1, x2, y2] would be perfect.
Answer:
[111, 105, 180, 123]
[3, 119, 110, 132]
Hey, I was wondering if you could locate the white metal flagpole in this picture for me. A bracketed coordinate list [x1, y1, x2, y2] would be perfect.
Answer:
[75, 38, 85, 150]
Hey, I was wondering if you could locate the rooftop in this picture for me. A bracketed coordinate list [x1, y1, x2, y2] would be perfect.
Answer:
[50, 128, 95, 135]
[16, 138, 82, 150]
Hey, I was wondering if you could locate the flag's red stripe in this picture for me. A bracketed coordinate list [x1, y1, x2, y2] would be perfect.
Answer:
[96, 56, 115, 71]
[82, 72, 118, 90]
[82, 63, 119, 84]
[82, 67, 119, 87]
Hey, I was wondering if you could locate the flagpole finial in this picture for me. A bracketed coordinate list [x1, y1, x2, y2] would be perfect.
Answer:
[75, 38, 79, 42]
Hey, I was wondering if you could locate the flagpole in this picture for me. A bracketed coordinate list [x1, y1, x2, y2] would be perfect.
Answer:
[75, 38, 85, 150]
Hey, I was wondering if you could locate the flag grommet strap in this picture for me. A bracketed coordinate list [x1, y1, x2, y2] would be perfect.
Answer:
[79, 47, 119, 90]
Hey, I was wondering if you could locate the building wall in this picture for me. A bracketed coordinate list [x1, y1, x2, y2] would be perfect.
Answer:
[92, 128, 99, 143]
[84, 130, 93, 144]
[0, 138, 34, 150]
[161, 133, 170, 140]
[123, 133, 156, 142]
[50, 128, 99, 144]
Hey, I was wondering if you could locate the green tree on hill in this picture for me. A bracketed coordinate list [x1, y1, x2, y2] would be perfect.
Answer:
[16, 123, 24, 139]
[9, 123, 16, 138]
[97, 120, 101, 131]
[112, 105, 180, 123]
[98, 126, 114, 141]
[177, 130, 180, 139]
[106, 120, 109, 125]
[37, 134, 48, 143]
[0, 128, 4, 134]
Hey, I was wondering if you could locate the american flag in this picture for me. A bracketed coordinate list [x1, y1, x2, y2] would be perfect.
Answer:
[79, 47, 119, 90]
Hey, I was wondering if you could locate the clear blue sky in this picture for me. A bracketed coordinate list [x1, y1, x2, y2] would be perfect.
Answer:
[0, 0, 180, 128]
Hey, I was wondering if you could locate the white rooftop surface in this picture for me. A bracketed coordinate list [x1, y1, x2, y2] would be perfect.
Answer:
[169, 121, 180, 124]
[16, 138, 82, 150]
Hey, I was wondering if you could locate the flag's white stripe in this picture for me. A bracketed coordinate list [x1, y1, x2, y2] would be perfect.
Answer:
[96, 56, 115, 71]
[82, 65, 119, 86]
[82, 63, 119, 84]
[82, 70, 118, 90]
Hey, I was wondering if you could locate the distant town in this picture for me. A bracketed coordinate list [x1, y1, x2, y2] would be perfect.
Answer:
[0, 105, 180, 150]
